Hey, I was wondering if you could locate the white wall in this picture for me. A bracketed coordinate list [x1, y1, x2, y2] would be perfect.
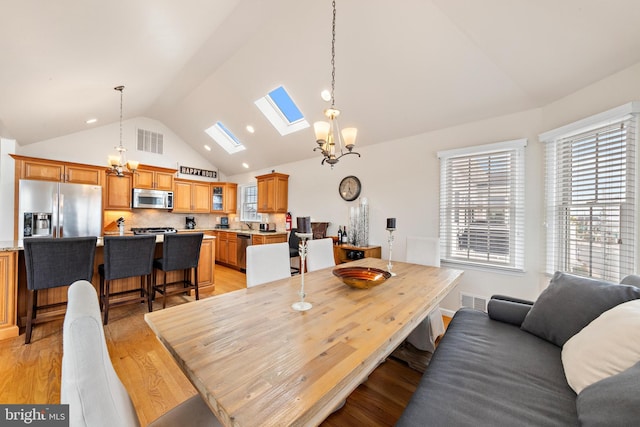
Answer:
[230, 60, 640, 313]
[0, 138, 16, 241]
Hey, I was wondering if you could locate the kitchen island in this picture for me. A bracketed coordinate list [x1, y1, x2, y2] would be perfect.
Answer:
[0, 233, 216, 341]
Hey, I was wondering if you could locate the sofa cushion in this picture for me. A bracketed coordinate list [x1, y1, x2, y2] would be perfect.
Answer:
[396, 308, 578, 426]
[576, 361, 640, 426]
[521, 271, 640, 347]
[561, 299, 640, 394]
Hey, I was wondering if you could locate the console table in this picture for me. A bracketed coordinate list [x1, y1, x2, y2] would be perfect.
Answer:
[333, 243, 381, 264]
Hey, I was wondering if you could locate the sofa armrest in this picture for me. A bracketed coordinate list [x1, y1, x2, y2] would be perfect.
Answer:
[487, 295, 534, 327]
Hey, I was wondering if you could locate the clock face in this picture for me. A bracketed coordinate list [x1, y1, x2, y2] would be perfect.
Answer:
[339, 176, 361, 201]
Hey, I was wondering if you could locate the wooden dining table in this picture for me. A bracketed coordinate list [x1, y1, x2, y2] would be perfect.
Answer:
[144, 257, 463, 427]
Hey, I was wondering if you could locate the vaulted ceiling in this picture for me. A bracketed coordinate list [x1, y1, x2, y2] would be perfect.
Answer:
[2, 0, 640, 175]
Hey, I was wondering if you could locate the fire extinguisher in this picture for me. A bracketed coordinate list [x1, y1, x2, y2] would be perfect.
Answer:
[286, 212, 292, 231]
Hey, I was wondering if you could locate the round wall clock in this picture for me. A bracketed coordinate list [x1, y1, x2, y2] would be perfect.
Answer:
[339, 175, 362, 201]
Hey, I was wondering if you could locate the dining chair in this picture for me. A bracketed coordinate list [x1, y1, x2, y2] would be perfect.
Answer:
[99, 235, 156, 325]
[405, 236, 445, 352]
[23, 236, 97, 344]
[61, 280, 221, 427]
[288, 229, 300, 274]
[305, 238, 336, 272]
[152, 233, 203, 309]
[246, 242, 291, 287]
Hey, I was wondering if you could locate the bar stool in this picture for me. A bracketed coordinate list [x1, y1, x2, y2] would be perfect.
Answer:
[152, 233, 203, 309]
[99, 235, 156, 325]
[23, 236, 97, 344]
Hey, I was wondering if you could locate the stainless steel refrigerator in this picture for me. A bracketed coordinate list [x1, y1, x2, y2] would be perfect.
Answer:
[19, 179, 102, 239]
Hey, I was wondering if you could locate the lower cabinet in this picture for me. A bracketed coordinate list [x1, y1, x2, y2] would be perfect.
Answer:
[215, 231, 238, 268]
[252, 234, 287, 245]
[0, 251, 18, 340]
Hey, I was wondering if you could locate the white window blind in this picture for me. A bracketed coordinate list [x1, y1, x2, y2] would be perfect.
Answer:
[544, 117, 637, 282]
[439, 139, 526, 270]
[240, 184, 262, 222]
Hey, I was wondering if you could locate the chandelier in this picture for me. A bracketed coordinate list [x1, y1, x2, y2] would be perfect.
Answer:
[108, 85, 138, 177]
[313, 0, 360, 168]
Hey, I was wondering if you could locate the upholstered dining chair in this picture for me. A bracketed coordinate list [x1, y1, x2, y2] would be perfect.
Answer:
[61, 280, 221, 427]
[99, 235, 156, 325]
[23, 236, 97, 344]
[246, 242, 291, 288]
[288, 229, 301, 274]
[152, 233, 203, 309]
[405, 236, 445, 352]
[305, 238, 336, 272]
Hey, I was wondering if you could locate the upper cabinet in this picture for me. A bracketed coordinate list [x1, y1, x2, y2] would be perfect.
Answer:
[12, 155, 103, 185]
[211, 183, 237, 214]
[133, 165, 175, 190]
[256, 172, 289, 213]
[104, 173, 133, 210]
[173, 179, 211, 213]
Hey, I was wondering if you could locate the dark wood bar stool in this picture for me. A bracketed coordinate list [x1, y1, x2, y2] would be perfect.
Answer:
[99, 235, 156, 325]
[23, 236, 97, 344]
[152, 233, 203, 309]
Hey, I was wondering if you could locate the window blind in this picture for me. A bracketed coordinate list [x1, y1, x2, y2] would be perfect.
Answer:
[544, 118, 637, 282]
[439, 140, 526, 270]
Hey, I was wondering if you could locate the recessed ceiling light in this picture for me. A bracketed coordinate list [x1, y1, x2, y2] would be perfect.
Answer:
[242, 162, 249, 169]
[246, 125, 255, 134]
[204, 145, 211, 151]
[86, 118, 98, 124]
[321, 90, 331, 102]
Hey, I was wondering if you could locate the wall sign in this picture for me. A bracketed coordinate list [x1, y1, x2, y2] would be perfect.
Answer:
[179, 166, 217, 179]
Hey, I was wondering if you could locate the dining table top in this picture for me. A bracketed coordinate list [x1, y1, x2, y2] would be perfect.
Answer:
[144, 257, 463, 427]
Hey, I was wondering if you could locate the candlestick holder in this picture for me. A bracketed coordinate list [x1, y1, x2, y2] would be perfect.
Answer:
[386, 227, 397, 276]
[292, 232, 313, 311]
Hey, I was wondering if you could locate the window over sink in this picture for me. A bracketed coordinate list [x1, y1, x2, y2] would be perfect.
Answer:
[240, 184, 262, 222]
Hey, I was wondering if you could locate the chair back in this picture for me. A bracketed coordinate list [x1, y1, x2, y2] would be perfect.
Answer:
[406, 236, 440, 267]
[246, 242, 291, 287]
[161, 233, 203, 271]
[288, 229, 300, 257]
[24, 237, 97, 291]
[103, 235, 156, 281]
[305, 238, 336, 272]
[61, 280, 140, 427]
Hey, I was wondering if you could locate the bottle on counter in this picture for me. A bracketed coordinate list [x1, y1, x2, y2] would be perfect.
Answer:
[342, 226, 348, 244]
[337, 226, 342, 244]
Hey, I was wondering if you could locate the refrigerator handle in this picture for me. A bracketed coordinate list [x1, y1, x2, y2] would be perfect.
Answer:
[58, 192, 64, 238]
[52, 191, 59, 238]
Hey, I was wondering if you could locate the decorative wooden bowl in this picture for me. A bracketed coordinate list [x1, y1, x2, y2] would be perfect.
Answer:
[332, 266, 392, 289]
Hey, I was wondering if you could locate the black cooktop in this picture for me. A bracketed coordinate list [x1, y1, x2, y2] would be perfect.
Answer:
[131, 227, 178, 235]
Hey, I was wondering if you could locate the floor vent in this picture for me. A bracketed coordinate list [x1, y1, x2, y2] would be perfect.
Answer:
[137, 128, 164, 154]
[460, 292, 488, 312]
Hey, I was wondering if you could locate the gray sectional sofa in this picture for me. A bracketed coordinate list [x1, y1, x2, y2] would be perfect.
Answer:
[396, 272, 640, 426]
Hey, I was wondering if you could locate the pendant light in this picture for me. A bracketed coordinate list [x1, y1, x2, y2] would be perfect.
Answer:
[107, 85, 138, 176]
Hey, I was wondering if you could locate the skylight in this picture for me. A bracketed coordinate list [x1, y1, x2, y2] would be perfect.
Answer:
[255, 85, 309, 136]
[204, 121, 246, 154]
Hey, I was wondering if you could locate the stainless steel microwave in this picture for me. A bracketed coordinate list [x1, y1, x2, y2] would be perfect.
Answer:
[132, 188, 173, 209]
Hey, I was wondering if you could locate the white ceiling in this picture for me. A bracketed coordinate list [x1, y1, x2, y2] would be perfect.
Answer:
[2, 0, 640, 175]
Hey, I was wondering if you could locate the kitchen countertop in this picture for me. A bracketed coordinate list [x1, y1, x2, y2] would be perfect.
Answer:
[0, 233, 216, 252]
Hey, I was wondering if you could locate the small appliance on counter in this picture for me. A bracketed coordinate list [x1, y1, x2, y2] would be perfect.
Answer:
[259, 223, 276, 232]
[186, 216, 196, 229]
[216, 217, 229, 229]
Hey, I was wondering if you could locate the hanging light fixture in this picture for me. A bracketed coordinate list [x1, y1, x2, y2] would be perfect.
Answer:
[107, 85, 138, 177]
[313, 0, 360, 168]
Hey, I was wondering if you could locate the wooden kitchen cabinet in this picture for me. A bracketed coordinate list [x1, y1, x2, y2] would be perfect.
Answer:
[104, 172, 132, 210]
[211, 182, 237, 214]
[215, 231, 238, 267]
[133, 165, 175, 190]
[0, 251, 18, 340]
[333, 244, 382, 264]
[194, 234, 215, 294]
[173, 179, 211, 213]
[252, 233, 287, 245]
[12, 155, 103, 185]
[256, 172, 288, 213]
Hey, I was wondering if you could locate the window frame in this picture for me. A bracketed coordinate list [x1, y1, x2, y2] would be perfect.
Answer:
[438, 139, 527, 272]
[540, 103, 639, 282]
[239, 183, 262, 222]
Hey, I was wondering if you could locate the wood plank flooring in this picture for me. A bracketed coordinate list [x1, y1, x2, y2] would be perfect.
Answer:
[0, 264, 426, 426]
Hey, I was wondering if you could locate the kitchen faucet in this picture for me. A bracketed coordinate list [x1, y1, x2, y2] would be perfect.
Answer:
[245, 222, 254, 230]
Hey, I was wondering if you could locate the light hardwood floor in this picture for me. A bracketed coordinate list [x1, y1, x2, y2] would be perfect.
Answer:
[0, 264, 424, 426]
